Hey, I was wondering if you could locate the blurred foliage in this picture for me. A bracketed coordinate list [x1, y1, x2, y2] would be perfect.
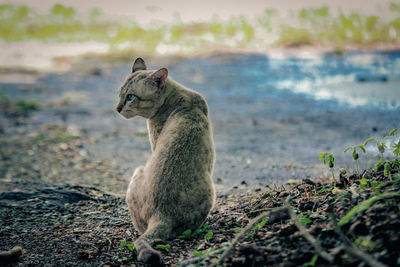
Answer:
[0, 3, 399, 53]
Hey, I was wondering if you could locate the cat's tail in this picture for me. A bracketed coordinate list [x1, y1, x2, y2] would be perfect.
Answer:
[134, 218, 171, 266]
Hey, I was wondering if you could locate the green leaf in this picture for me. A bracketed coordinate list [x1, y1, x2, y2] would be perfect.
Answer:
[303, 254, 318, 266]
[318, 152, 327, 164]
[352, 148, 357, 160]
[298, 213, 311, 225]
[119, 239, 127, 249]
[364, 137, 377, 146]
[384, 128, 399, 138]
[328, 153, 335, 168]
[319, 215, 327, 221]
[338, 192, 400, 226]
[359, 177, 368, 189]
[254, 219, 267, 231]
[392, 141, 400, 157]
[378, 142, 386, 153]
[204, 231, 213, 241]
[126, 243, 135, 252]
[358, 144, 366, 153]
[193, 251, 204, 257]
[374, 160, 385, 172]
[384, 162, 391, 177]
[344, 147, 352, 153]
[391, 159, 400, 168]
[180, 229, 192, 238]
[155, 244, 170, 252]
[192, 229, 202, 237]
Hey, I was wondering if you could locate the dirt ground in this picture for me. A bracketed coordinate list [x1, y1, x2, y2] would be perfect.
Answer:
[1, 168, 399, 266]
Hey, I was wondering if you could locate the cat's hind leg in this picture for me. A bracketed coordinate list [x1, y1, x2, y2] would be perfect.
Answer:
[126, 165, 147, 233]
[134, 216, 173, 265]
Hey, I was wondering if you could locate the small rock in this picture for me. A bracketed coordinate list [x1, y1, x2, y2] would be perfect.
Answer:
[77, 250, 90, 260]
[0, 246, 23, 263]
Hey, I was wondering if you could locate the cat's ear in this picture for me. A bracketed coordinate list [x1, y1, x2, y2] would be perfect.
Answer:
[149, 68, 168, 89]
[132, 57, 147, 73]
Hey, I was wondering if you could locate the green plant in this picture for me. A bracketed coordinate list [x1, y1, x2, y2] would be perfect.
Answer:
[344, 144, 366, 176]
[393, 140, 400, 157]
[318, 185, 333, 194]
[180, 229, 192, 238]
[248, 218, 267, 237]
[16, 99, 40, 113]
[192, 247, 221, 259]
[365, 128, 399, 160]
[180, 223, 210, 239]
[318, 152, 336, 182]
[297, 213, 311, 226]
[192, 250, 204, 257]
[303, 254, 318, 266]
[204, 231, 213, 242]
[359, 176, 369, 189]
[338, 192, 400, 226]
[114, 239, 136, 261]
[155, 244, 170, 252]
[365, 128, 400, 179]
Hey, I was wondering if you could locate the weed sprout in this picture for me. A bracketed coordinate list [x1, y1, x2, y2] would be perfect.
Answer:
[344, 144, 366, 176]
[318, 152, 336, 183]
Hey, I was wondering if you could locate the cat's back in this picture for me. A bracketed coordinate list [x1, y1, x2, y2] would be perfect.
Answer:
[150, 84, 215, 222]
[151, 82, 215, 179]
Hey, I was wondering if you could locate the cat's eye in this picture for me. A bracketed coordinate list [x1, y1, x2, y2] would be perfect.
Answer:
[127, 94, 135, 101]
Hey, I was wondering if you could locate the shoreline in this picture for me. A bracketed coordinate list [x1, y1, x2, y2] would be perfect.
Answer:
[1, 40, 400, 74]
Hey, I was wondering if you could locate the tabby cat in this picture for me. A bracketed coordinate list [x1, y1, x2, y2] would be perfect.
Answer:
[116, 58, 215, 264]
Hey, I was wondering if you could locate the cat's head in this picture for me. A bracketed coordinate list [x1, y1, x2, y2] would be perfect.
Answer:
[116, 58, 168, 119]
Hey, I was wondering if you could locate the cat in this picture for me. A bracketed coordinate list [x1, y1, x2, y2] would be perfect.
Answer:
[116, 58, 216, 265]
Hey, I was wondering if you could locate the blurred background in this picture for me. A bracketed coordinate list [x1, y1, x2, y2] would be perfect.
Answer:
[0, 0, 399, 194]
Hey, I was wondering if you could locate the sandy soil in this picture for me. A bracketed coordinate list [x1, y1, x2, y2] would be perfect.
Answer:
[1, 52, 399, 194]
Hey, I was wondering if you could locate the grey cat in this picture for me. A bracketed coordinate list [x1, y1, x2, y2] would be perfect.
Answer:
[116, 58, 216, 265]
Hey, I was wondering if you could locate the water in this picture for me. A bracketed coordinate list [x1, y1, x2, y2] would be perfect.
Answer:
[184, 51, 400, 110]
[270, 51, 400, 109]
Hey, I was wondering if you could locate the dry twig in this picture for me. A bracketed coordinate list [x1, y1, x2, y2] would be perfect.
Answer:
[209, 206, 288, 267]
[284, 200, 334, 264]
[329, 210, 388, 267]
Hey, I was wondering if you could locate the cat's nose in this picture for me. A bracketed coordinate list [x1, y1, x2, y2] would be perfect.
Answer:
[116, 107, 122, 113]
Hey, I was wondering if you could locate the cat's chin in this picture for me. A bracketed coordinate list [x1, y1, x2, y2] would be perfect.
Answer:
[118, 112, 135, 120]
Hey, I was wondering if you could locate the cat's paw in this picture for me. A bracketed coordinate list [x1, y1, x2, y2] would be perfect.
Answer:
[137, 248, 162, 266]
